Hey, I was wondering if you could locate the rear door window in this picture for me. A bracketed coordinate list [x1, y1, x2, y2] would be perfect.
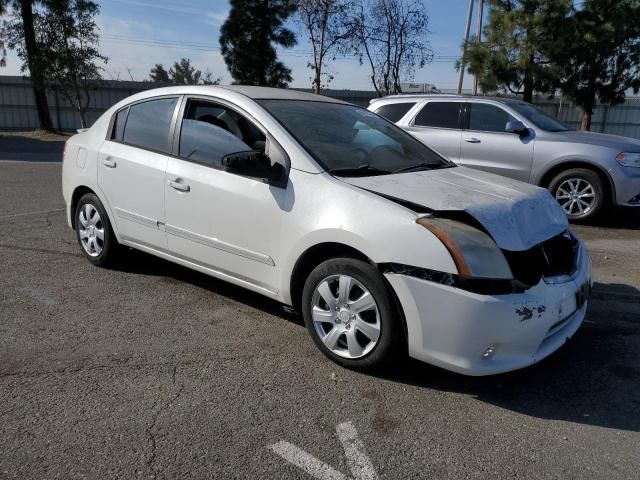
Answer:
[373, 102, 416, 122]
[122, 97, 178, 154]
[414, 102, 462, 129]
[468, 103, 516, 133]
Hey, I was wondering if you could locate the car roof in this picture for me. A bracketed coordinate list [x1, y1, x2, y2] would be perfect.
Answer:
[220, 85, 347, 103]
[370, 94, 524, 105]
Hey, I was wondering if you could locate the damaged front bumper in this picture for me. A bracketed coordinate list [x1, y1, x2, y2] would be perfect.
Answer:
[385, 242, 592, 376]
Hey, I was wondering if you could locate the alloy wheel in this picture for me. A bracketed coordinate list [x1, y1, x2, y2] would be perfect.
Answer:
[310, 274, 381, 359]
[555, 178, 596, 216]
[78, 203, 104, 257]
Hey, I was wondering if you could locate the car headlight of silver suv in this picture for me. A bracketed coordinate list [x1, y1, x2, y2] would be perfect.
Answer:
[616, 152, 640, 168]
[416, 216, 513, 280]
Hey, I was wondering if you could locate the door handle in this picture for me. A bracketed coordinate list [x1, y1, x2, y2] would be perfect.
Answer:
[464, 138, 481, 143]
[102, 157, 117, 168]
[168, 179, 190, 192]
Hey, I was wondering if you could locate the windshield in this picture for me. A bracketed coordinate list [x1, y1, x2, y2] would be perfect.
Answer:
[506, 102, 570, 132]
[258, 100, 453, 176]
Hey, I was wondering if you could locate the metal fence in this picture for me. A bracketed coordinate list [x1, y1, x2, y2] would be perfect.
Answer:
[1, 75, 640, 139]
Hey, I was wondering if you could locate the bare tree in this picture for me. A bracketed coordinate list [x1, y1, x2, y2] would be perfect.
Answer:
[349, 0, 432, 96]
[294, 0, 354, 93]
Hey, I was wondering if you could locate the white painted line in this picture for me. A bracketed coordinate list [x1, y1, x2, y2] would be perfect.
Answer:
[270, 441, 349, 480]
[0, 208, 65, 219]
[336, 422, 378, 480]
[269, 421, 379, 480]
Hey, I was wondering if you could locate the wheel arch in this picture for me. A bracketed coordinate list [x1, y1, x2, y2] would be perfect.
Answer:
[538, 160, 616, 205]
[289, 242, 409, 346]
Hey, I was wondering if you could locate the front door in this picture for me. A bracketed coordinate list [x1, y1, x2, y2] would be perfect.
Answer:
[163, 98, 284, 294]
[458, 102, 534, 182]
[97, 96, 179, 250]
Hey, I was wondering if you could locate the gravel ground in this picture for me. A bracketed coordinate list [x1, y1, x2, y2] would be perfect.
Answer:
[1, 154, 639, 479]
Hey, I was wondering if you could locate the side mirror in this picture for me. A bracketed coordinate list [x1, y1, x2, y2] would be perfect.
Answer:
[221, 150, 288, 188]
[505, 120, 528, 135]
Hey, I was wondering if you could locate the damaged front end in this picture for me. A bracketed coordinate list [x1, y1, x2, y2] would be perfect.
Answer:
[380, 210, 582, 296]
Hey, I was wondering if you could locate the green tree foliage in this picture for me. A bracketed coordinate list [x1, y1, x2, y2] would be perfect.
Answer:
[149, 58, 221, 85]
[552, 0, 640, 130]
[462, 0, 572, 103]
[3, 0, 106, 129]
[149, 63, 170, 83]
[294, 0, 354, 93]
[348, 0, 432, 96]
[1, 0, 55, 130]
[219, 0, 297, 87]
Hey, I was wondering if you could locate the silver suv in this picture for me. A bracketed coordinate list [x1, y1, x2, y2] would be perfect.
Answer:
[369, 95, 640, 221]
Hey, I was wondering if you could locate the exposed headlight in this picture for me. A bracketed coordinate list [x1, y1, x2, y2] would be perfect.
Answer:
[616, 152, 640, 168]
[416, 216, 513, 280]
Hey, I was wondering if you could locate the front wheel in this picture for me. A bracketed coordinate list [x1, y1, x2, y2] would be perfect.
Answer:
[301, 257, 404, 371]
[548, 168, 606, 222]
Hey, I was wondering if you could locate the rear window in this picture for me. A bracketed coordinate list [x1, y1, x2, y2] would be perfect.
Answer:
[122, 97, 178, 154]
[373, 102, 416, 122]
[414, 102, 462, 129]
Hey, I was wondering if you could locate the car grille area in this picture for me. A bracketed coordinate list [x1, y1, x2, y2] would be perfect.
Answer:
[503, 231, 579, 287]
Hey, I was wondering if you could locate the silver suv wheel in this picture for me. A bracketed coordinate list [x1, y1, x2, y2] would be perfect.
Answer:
[555, 178, 596, 216]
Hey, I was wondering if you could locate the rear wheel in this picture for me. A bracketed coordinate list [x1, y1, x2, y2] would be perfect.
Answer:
[548, 168, 606, 222]
[301, 257, 403, 370]
[75, 193, 119, 267]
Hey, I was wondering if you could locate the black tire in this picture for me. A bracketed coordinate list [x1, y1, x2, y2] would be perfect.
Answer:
[548, 168, 606, 222]
[301, 257, 404, 371]
[75, 193, 119, 267]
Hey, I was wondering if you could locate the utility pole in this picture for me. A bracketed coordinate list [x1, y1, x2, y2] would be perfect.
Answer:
[457, 0, 475, 94]
[472, 0, 484, 95]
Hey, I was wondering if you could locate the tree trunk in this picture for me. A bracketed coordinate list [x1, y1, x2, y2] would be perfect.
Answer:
[581, 109, 592, 131]
[523, 72, 533, 103]
[314, 67, 321, 94]
[21, 0, 54, 131]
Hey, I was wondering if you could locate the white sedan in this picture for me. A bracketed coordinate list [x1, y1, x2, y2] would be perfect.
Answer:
[62, 86, 591, 375]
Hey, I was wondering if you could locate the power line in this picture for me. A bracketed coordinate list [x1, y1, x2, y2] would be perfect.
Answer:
[99, 34, 459, 62]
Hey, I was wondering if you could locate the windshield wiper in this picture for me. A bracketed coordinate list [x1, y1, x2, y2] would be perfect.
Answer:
[329, 164, 391, 176]
[392, 162, 453, 174]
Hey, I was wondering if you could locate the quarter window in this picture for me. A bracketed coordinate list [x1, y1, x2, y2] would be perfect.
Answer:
[122, 97, 178, 154]
[111, 107, 128, 141]
[468, 103, 516, 133]
[374, 102, 416, 122]
[414, 102, 462, 129]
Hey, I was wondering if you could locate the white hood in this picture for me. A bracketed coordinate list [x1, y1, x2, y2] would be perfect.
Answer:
[341, 166, 568, 251]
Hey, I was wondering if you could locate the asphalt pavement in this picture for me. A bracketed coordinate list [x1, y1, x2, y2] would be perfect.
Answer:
[1, 138, 639, 479]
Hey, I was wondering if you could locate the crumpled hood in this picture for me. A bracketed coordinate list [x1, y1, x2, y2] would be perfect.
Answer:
[341, 166, 568, 251]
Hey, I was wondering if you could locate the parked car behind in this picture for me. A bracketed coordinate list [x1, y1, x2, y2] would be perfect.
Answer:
[63, 86, 591, 376]
[369, 95, 640, 221]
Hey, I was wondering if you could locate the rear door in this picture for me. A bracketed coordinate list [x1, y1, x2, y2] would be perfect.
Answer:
[402, 101, 463, 162]
[97, 96, 180, 250]
[458, 102, 534, 182]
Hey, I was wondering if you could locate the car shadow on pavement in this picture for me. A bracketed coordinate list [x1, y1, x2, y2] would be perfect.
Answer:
[109, 249, 640, 432]
[576, 206, 640, 230]
[376, 281, 640, 432]
[111, 248, 302, 325]
[0, 135, 65, 162]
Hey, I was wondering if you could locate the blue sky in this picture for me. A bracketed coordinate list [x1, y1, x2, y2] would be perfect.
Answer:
[2, 0, 482, 91]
